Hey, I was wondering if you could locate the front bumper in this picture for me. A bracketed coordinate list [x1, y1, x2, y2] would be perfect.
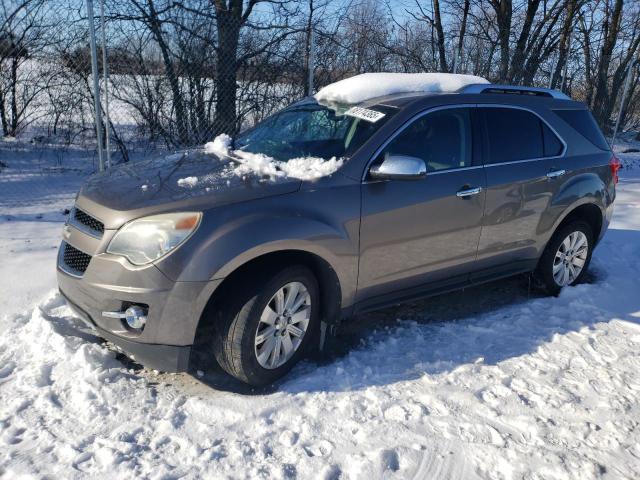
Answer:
[56, 229, 222, 373]
[60, 289, 191, 372]
[57, 258, 221, 372]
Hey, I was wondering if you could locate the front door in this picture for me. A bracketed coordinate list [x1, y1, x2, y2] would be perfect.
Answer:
[357, 107, 486, 304]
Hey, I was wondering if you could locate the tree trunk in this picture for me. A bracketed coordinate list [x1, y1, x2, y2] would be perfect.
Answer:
[592, 0, 624, 129]
[550, 0, 577, 89]
[146, 0, 189, 145]
[507, 0, 540, 83]
[304, 0, 314, 94]
[454, 0, 470, 73]
[10, 56, 19, 135]
[433, 0, 448, 72]
[579, 13, 594, 106]
[0, 90, 7, 136]
[492, 0, 513, 82]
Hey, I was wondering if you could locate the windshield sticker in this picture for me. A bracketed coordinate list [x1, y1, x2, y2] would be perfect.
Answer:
[345, 106, 386, 123]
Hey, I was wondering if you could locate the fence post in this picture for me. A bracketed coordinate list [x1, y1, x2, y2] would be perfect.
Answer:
[611, 59, 636, 149]
[87, 0, 105, 172]
[307, 26, 315, 96]
[99, 0, 111, 169]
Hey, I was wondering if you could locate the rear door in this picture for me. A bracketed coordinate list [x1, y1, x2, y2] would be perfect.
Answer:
[357, 106, 486, 303]
[473, 105, 567, 280]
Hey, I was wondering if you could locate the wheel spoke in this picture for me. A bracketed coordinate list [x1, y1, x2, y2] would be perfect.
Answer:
[572, 256, 586, 268]
[287, 324, 304, 337]
[281, 332, 294, 356]
[290, 306, 310, 325]
[569, 232, 578, 250]
[561, 265, 570, 285]
[568, 263, 576, 282]
[573, 235, 586, 252]
[257, 337, 276, 365]
[283, 283, 300, 312]
[553, 260, 563, 273]
[554, 265, 564, 283]
[270, 337, 282, 367]
[260, 306, 278, 326]
[255, 326, 276, 345]
[274, 289, 285, 315]
[290, 292, 308, 314]
[561, 236, 571, 253]
[575, 245, 588, 258]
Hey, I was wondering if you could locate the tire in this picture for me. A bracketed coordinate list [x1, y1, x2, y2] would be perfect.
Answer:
[212, 265, 320, 386]
[535, 220, 594, 295]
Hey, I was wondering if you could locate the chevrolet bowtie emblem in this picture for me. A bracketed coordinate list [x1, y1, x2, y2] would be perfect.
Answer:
[62, 224, 72, 239]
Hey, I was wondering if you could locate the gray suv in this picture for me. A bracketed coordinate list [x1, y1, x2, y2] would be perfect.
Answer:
[58, 81, 618, 386]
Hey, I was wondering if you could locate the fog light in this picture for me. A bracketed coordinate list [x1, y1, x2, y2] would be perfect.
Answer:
[124, 306, 147, 330]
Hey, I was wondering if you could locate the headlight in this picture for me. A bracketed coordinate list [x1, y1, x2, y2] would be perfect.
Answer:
[107, 212, 201, 265]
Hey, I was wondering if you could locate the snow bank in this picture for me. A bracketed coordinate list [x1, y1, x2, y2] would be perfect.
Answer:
[204, 134, 344, 181]
[2, 140, 640, 478]
[315, 72, 490, 104]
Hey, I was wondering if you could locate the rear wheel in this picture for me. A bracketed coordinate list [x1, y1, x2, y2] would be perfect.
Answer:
[213, 265, 319, 386]
[536, 220, 593, 295]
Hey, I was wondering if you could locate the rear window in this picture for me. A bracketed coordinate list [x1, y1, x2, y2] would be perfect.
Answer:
[553, 109, 610, 151]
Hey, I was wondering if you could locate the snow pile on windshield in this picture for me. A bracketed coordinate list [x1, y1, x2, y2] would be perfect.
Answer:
[204, 134, 343, 181]
[177, 176, 198, 187]
[315, 72, 490, 104]
[204, 133, 232, 158]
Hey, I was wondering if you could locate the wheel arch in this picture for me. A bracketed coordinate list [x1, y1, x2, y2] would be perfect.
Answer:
[191, 248, 343, 352]
[552, 202, 604, 246]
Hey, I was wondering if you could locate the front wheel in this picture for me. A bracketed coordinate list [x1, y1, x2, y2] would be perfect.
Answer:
[536, 220, 593, 295]
[213, 265, 319, 386]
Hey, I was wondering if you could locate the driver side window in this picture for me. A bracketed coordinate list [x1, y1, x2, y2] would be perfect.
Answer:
[381, 108, 472, 172]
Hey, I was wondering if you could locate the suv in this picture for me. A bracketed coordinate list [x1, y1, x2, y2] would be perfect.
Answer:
[57, 74, 618, 386]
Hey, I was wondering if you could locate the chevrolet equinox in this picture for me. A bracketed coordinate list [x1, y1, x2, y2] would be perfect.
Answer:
[57, 74, 618, 386]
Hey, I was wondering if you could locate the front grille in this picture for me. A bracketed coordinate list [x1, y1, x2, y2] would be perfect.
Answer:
[62, 242, 92, 275]
[73, 208, 104, 235]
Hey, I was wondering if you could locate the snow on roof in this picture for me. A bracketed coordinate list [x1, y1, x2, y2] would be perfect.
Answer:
[314, 72, 490, 105]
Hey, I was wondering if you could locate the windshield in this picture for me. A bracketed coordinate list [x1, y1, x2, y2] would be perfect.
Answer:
[234, 102, 395, 161]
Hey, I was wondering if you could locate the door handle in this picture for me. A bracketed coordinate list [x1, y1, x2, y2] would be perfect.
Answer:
[456, 186, 482, 198]
[546, 169, 566, 178]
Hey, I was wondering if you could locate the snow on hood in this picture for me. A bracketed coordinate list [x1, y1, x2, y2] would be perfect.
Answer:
[314, 72, 490, 104]
[202, 134, 344, 182]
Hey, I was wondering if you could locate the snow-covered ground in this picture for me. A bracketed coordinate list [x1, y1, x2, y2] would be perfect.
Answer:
[1, 139, 640, 479]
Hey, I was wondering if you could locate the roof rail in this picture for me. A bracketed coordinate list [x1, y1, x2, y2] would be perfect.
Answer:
[459, 84, 570, 100]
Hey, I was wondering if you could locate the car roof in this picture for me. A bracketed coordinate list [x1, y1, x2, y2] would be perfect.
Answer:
[361, 88, 585, 111]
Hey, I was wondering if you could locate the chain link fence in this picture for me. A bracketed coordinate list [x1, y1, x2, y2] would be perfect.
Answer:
[0, 0, 317, 211]
[0, 0, 312, 175]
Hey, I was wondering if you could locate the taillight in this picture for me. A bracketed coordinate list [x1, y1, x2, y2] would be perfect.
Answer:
[610, 155, 621, 184]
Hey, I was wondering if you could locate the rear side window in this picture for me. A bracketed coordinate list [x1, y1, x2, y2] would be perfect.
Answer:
[482, 107, 564, 163]
[482, 108, 543, 163]
[553, 109, 610, 151]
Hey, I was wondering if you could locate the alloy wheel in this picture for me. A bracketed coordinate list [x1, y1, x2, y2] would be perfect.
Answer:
[553, 231, 589, 286]
[254, 281, 311, 369]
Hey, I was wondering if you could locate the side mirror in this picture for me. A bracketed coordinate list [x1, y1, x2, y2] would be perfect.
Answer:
[369, 154, 427, 180]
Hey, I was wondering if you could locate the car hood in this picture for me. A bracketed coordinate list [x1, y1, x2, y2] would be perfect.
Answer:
[78, 149, 301, 228]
